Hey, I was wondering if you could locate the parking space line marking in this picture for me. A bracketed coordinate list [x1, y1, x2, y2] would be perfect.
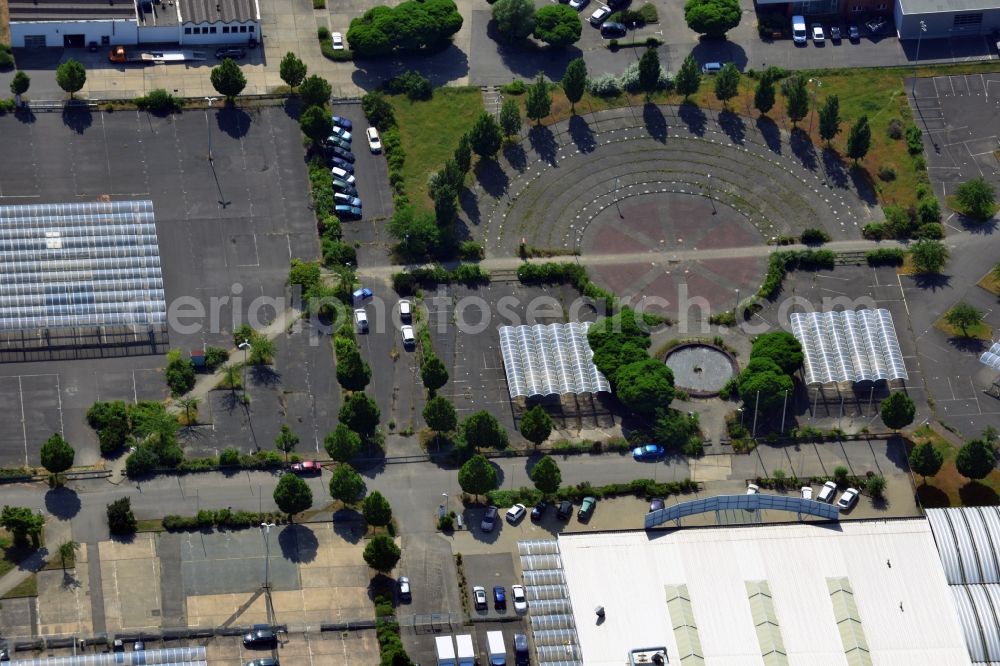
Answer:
[17, 376, 27, 467]
[56, 374, 65, 436]
[132, 371, 139, 404]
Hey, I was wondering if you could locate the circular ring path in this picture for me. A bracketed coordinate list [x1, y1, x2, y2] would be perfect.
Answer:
[464, 104, 880, 315]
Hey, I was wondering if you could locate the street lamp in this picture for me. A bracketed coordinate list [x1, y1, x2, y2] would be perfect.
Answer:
[442, 493, 449, 515]
[237, 339, 251, 404]
[707, 173, 716, 215]
[913, 21, 928, 94]
[260, 521, 276, 590]
[204, 96, 218, 161]
[807, 78, 821, 135]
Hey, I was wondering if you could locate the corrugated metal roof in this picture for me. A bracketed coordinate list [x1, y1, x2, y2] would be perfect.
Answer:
[518, 539, 583, 666]
[10, 0, 136, 22]
[178, 0, 258, 23]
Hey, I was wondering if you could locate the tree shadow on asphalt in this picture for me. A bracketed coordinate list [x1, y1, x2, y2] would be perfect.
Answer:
[250, 365, 282, 388]
[821, 148, 849, 189]
[642, 103, 667, 143]
[755, 116, 781, 154]
[14, 106, 35, 124]
[459, 188, 481, 227]
[216, 106, 251, 139]
[61, 105, 93, 134]
[958, 214, 998, 234]
[690, 38, 748, 71]
[717, 109, 745, 145]
[911, 272, 951, 291]
[44, 487, 81, 520]
[946, 335, 988, 354]
[350, 46, 470, 91]
[277, 523, 319, 563]
[333, 508, 366, 544]
[789, 128, 817, 171]
[849, 165, 879, 206]
[960, 481, 999, 506]
[503, 143, 527, 173]
[528, 125, 558, 167]
[568, 114, 597, 153]
[475, 158, 510, 199]
[487, 22, 583, 80]
[677, 102, 706, 137]
[282, 97, 303, 122]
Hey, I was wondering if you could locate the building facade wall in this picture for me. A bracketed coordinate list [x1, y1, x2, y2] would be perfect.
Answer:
[10, 19, 138, 48]
[136, 25, 182, 44]
[178, 20, 259, 45]
[897, 6, 1000, 37]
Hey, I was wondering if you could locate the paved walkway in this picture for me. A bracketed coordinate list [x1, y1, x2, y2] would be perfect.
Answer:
[0, 518, 72, 599]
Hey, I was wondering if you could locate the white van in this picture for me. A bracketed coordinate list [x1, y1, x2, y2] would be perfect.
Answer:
[792, 15, 807, 43]
[486, 631, 507, 666]
[455, 634, 475, 666]
[435, 635, 456, 666]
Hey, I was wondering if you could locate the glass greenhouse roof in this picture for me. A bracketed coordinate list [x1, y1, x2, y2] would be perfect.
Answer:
[498, 323, 611, 398]
[789, 309, 907, 385]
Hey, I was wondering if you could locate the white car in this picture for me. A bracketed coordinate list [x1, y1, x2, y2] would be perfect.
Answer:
[330, 166, 356, 184]
[330, 126, 352, 142]
[399, 299, 412, 321]
[332, 32, 344, 50]
[589, 6, 611, 26]
[506, 504, 527, 523]
[817, 480, 838, 503]
[837, 488, 860, 510]
[512, 584, 528, 613]
[473, 586, 488, 609]
[398, 576, 411, 601]
[800, 486, 813, 500]
[400, 325, 415, 346]
[812, 24, 825, 43]
[366, 127, 382, 153]
[354, 308, 368, 332]
[569, 0, 590, 10]
[746, 483, 759, 495]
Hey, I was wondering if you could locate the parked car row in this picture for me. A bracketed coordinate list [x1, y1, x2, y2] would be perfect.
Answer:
[351, 288, 415, 348]
[580, 0, 629, 38]
[323, 116, 383, 221]
[747, 481, 860, 510]
[793, 13, 880, 45]
[482, 497, 598, 532]
[472, 583, 528, 613]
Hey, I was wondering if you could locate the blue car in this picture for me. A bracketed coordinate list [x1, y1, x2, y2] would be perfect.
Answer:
[328, 156, 355, 173]
[632, 444, 665, 461]
[352, 287, 373, 302]
[332, 115, 353, 130]
[335, 204, 362, 220]
[493, 585, 506, 607]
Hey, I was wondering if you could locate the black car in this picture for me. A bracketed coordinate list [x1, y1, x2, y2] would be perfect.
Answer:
[112, 640, 124, 653]
[531, 500, 548, 521]
[600, 22, 627, 38]
[556, 500, 573, 520]
[607, 0, 629, 9]
[215, 47, 246, 59]
[328, 146, 356, 163]
[243, 626, 277, 649]
[328, 156, 355, 173]
[514, 633, 530, 666]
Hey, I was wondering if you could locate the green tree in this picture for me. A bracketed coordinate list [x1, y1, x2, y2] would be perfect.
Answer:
[279, 51, 308, 90]
[421, 354, 449, 392]
[683, 0, 741, 37]
[337, 344, 372, 391]
[424, 395, 458, 434]
[391, 206, 441, 258]
[846, 115, 872, 163]
[329, 463, 366, 503]
[880, 392, 915, 431]
[818, 95, 840, 146]
[177, 397, 199, 425]
[737, 357, 794, 414]
[106, 497, 136, 535]
[248, 336, 276, 365]
[57, 540, 79, 569]
[750, 331, 803, 375]
[530, 455, 562, 494]
[562, 58, 588, 112]
[654, 409, 698, 449]
[532, 4, 582, 48]
[908, 441, 944, 483]
[469, 111, 503, 159]
[499, 97, 522, 137]
[713, 63, 740, 108]
[674, 55, 701, 100]
[865, 474, 886, 499]
[754, 76, 775, 115]
[273, 472, 313, 520]
[433, 183, 458, 225]
[637, 48, 661, 99]
[300, 105, 333, 145]
[520, 404, 554, 447]
[210, 58, 247, 100]
[910, 238, 949, 274]
[339, 392, 381, 440]
[956, 439, 995, 481]
[40, 433, 75, 477]
[362, 491, 393, 527]
[464, 411, 508, 450]
[298, 74, 333, 108]
[454, 134, 473, 175]
[457, 453, 498, 498]
[275, 424, 300, 460]
[615, 359, 675, 417]
[954, 177, 997, 220]
[492, 0, 536, 41]
[0, 506, 44, 544]
[363, 534, 401, 573]
[325, 424, 362, 463]
[165, 348, 195, 397]
[783, 75, 808, 125]
[525, 73, 552, 124]
[945, 302, 984, 337]
[56, 59, 86, 98]
[10, 70, 30, 96]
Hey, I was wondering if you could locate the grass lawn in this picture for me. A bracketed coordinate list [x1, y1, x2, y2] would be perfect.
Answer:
[390, 87, 483, 211]
[517, 60, 1000, 212]
[934, 311, 993, 341]
[978, 267, 1000, 296]
[2, 575, 37, 599]
[910, 425, 1000, 508]
[0, 529, 39, 578]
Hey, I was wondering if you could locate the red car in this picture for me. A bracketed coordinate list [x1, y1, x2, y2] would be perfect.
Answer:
[291, 460, 320, 474]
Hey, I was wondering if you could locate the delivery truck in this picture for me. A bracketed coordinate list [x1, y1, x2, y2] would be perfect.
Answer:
[108, 47, 207, 64]
[486, 631, 507, 666]
[455, 634, 475, 666]
[435, 635, 456, 666]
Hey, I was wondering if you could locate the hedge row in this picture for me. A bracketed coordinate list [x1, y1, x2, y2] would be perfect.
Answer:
[485, 477, 701, 507]
[162, 509, 285, 531]
[549, 438, 631, 455]
[391, 264, 490, 295]
[865, 248, 905, 266]
[758, 250, 836, 299]
[516, 262, 615, 313]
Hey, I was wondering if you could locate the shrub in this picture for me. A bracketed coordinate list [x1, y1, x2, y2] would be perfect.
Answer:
[107, 497, 137, 535]
[878, 165, 896, 181]
[204, 346, 229, 370]
[887, 118, 903, 139]
[0, 44, 13, 71]
[313, 0, 326, 7]
[459, 240, 484, 260]
[517, 262, 614, 312]
[501, 80, 527, 95]
[588, 73, 621, 97]
[917, 196, 941, 223]
[384, 70, 433, 101]
[862, 222, 886, 240]
[916, 222, 944, 239]
[865, 248, 904, 266]
[800, 227, 830, 244]
[318, 26, 331, 40]
[637, 2, 659, 22]
[620, 59, 671, 93]
[905, 125, 923, 155]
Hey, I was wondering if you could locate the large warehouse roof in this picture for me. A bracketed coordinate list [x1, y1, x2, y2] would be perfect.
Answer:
[9, 0, 137, 22]
[498, 323, 611, 398]
[790, 309, 907, 385]
[0, 201, 166, 331]
[558, 521, 970, 666]
[178, 0, 259, 23]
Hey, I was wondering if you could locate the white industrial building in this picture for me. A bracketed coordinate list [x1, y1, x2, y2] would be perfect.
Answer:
[9, 0, 260, 48]
[526, 520, 972, 665]
[895, 0, 1000, 38]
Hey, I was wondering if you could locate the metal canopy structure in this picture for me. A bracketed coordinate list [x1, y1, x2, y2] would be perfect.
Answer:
[0, 201, 166, 332]
[518, 539, 583, 666]
[980, 342, 1000, 370]
[8, 646, 207, 665]
[498, 323, 611, 399]
[645, 494, 840, 529]
[789, 309, 907, 385]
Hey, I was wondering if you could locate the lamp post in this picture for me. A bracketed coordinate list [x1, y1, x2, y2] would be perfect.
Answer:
[442, 493, 449, 515]
[807, 78, 821, 135]
[707, 173, 716, 215]
[913, 21, 927, 95]
[260, 521, 276, 590]
[734, 288, 740, 317]
[204, 96, 218, 161]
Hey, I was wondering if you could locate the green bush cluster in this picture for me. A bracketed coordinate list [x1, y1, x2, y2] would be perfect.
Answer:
[0, 467, 32, 480]
[165, 348, 196, 397]
[549, 438, 631, 455]
[162, 509, 278, 531]
[376, 619, 413, 665]
[799, 227, 830, 244]
[347, 0, 463, 58]
[865, 248, 905, 266]
[384, 70, 433, 100]
[391, 264, 490, 295]
[307, 157, 355, 271]
[135, 89, 181, 114]
[758, 250, 835, 299]
[486, 477, 700, 506]
[501, 80, 527, 95]
[87, 400, 172, 456]
[863, 195, 941, 240]
[204, 346, 229, 370]
[0, 44, 13, 71]
[459, 240, 484, 260]
[905, 125, 923, 155]
[319, 33, 354, 61]
[517, 262, 615, 313]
